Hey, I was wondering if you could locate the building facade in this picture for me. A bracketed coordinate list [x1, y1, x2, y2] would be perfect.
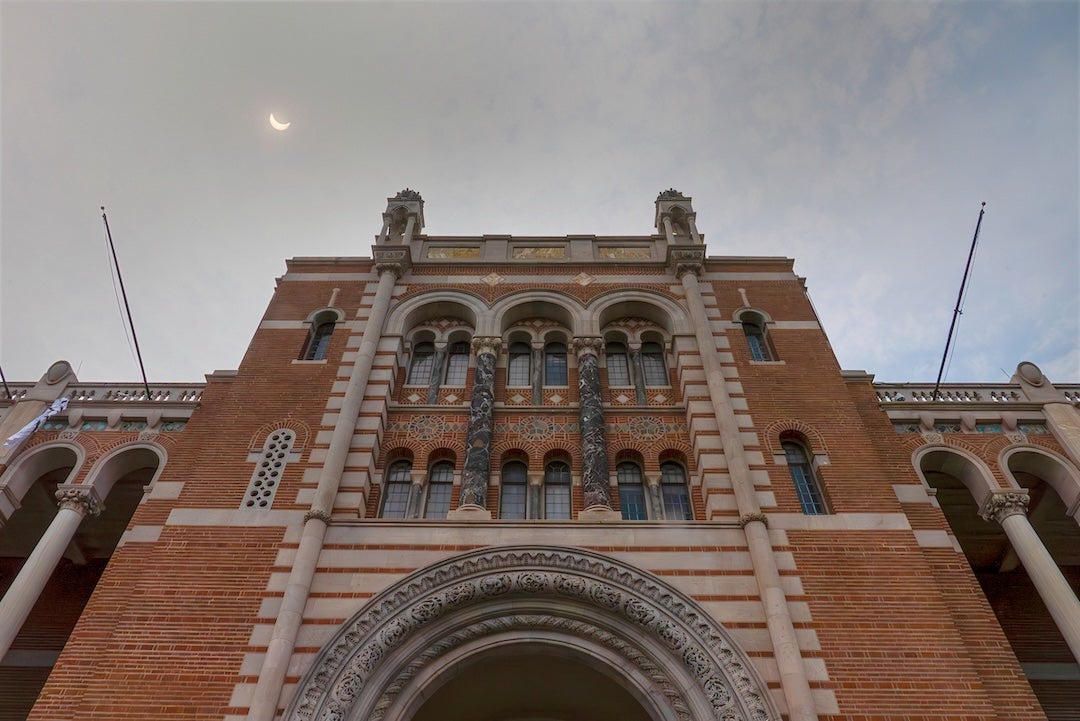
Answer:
[1, 190, 1079, 720]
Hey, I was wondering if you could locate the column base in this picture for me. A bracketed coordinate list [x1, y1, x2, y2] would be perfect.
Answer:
[446, 505, 493, 520]
[578, 506, 623, 522]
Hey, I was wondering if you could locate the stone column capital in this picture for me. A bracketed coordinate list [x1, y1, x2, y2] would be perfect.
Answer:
[739, 511, 769, 528]
[571, 337, 604, 358]
[303, 509, 333, 525]
[373, 262, 406, 279]
[470, 336, 502, 357]
[372, 247, 411, 278]
[55, 487, 101, 516]
[979, 492, 1030, 523]
[667, 247, 706, 279]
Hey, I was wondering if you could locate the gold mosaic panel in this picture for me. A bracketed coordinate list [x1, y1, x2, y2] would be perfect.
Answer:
[512, 246, 566, 259]
[427, 246, 481, 259]
[598, 247, 652, 259]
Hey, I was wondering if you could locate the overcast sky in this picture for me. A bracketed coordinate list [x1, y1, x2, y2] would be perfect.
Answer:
[2, 1, 1077, 387]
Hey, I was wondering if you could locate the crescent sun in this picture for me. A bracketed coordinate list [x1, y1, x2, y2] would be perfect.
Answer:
[269, 113, 291, 131]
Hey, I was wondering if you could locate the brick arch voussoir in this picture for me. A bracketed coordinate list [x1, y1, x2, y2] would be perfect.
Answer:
[763, 419, 828, 456]
[248, 420, 312, 451]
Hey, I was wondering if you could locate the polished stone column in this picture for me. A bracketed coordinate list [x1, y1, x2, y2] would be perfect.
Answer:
[574, 338, 612, 510]
[646, 472, 664, 520]
[458, 337, 501, 509]
[531, 343, 544, 405]
[629, 343, 647, 405]
[981, 492, 1080, 662]
[426, 344, 447, 404]
[0, 486, 100, 658]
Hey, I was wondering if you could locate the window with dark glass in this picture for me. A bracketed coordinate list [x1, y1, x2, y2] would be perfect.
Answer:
[424, 461, 453, 519]
[381, 461, 412, 518]
[302, 320, 335, 360]
[500, 461, 528, 519]
[507, 342, 532, 386]
[617, 462, 647, 520]
[782, 441, 827, 514]
[407, 342, 436, 385]
[443, 342, 470, 386]
[742, 318, 772, 361]
[606, 342, 631, 386]
[660, 462, 691, 520]
[544, 461, 571, 520]
[544, 342, 568, 386]
[641, 342, 668, 386]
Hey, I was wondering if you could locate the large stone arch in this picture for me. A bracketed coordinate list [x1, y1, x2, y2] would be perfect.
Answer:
[383, 292, 487, 337]
[286, 545, 780, 721]
[490, 290, 585, 336]
[0, 441, 83, 525]
[1001, 445, 1080, 520]
[589, 289, 692, 336]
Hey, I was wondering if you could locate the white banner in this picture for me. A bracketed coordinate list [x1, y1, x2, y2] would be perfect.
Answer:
[2, 397, 70, 449]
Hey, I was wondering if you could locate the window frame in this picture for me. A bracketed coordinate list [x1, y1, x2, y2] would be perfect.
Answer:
[423, 461, 454, 519]
[641, 341, 669, 387]
[544, 342, 568, 386]
[617, 461, 648, 520]
[605, 342, 632, 387]
[507, 342, 533, 387]
[407, 342, 437, 386]
[543, 461, 572, 520]
[443, 342, 470, 386]
[381, 460, 413, 519]
[782, 440, 827, 514]
[660, 461, 692, 520]
[500, 461, 528, 520]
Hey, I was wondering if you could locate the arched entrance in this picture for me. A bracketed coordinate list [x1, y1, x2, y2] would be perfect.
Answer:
[287, 546, 779, 721]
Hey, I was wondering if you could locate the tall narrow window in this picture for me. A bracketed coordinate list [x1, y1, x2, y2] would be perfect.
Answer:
[782, 441, 827, 514]
[424, 461, 454, 519]
[660, 462, 692, 520]
[618, 462, 647, 520]
[742, 317, 773, 361]
[408, 342, 436, 385]
[500, 461, 528, 519]
[381, 461, 412, 518]
[507, 342, 532, 386]
[641, 342, 668, 386]
[544, 461, 572, 520]
[544, 342, 568, 386]
[606, 342, 631, 386]
[302, 320, 335, 360]
[443, 342, 470, 386]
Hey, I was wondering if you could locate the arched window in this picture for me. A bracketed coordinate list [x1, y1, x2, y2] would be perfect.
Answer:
[500, 461, 528, 520]
[782, 441, 826, 514]
[381, 461, 412, 518]
[301, 319, 335, 360]
[507, 342, 532, 386]
[544, 342, 568, 386]
[443, 342, 470, 386]
[660, 462, 691, 520]
[617, 462, 647, 520]
[606, 342, 631, 386]
[544, 461, 571, 520]
[408, 342, 436, 385]
[741, 313, 774, 361]
[641, 342, 668, 386]
[424, 461, 454, 519]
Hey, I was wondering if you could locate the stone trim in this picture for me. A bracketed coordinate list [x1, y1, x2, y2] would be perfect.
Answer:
[286, 545, 779, 721]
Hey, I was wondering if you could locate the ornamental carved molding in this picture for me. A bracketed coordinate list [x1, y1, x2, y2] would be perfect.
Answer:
[304, 509, 333, 525]
[571, 336, 605, 358]
[55, 488, 101, 516]
[739, 512, 769, 528]
[979, 492, 1030, 523]
[286, 545, 778, 721]
[470, 336, 502, 357]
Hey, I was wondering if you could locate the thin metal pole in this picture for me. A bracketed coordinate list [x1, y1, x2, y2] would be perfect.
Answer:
[0, 364, 11, 400]
[932, 202, 986, 401]
[101, 207, 153, 398]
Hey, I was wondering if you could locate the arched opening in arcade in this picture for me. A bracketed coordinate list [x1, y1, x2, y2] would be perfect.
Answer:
[919, 448, 1080, 721]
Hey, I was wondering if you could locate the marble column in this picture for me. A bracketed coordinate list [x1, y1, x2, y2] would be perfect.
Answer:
[531, 343, 544, 406]
[646, 472, 664, 520]
[981, 492, 1080, 663]
[426, 344, 447, 404]
[458, 337, 501, 509]
[574, 338, 612, 510]
[0, 486, 100, 659]
[629, 343, 647, 405]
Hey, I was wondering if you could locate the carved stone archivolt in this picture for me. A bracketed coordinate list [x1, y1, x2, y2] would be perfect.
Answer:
[286, 545, 779, 721]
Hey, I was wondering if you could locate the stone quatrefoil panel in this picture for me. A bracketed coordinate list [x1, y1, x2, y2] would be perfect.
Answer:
[287, 546, 778, 721]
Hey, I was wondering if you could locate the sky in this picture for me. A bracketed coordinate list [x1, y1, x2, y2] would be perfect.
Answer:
[1, 1, 1077, 386]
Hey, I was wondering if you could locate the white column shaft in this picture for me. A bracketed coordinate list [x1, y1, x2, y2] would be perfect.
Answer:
[0, 506, 86, 659]
[1000, 513, 1080, 662]
[681, 271, 819, 721]
[247, 267, 398, 721]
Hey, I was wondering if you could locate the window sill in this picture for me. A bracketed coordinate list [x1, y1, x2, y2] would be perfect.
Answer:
[291, 359, 328, 365]
[749, 360, 786, 366]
